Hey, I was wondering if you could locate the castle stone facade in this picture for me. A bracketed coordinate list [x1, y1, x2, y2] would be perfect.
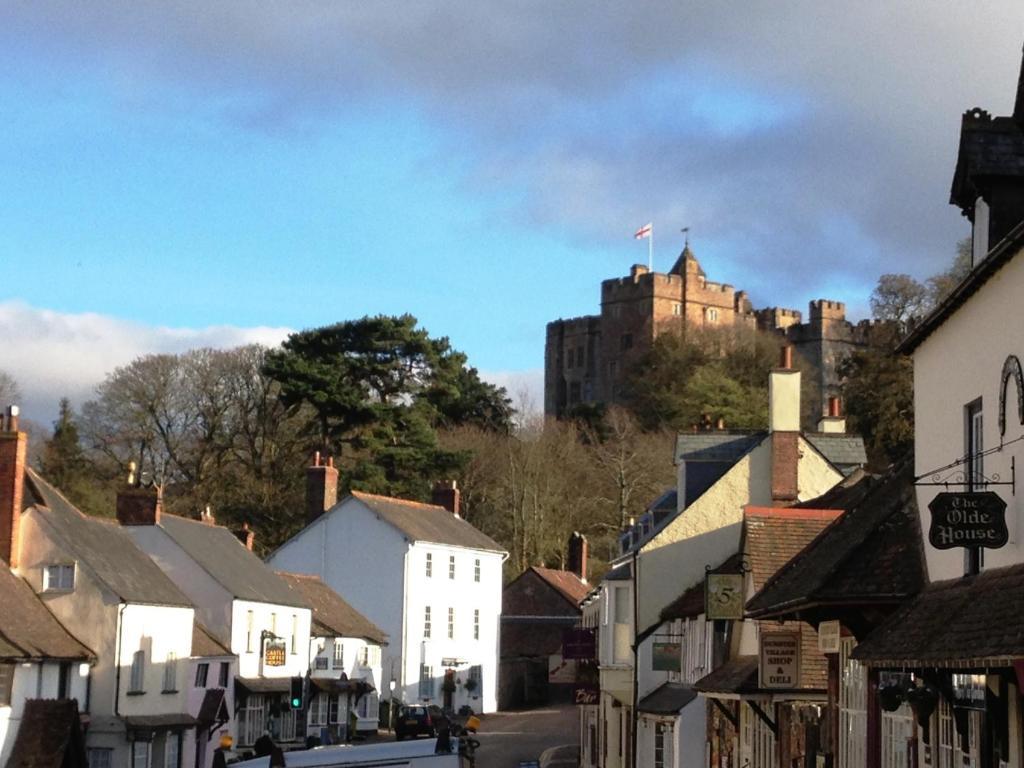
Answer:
[544, 247, 876, 421]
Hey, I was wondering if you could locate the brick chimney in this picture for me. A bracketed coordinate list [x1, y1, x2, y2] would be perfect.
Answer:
[0, 406, 27, 568]
[116, 476, 163, 526]
[567, 531, 588, 584]
[306, 452, 338, 525]
[769, 346, 801, 506]
[237, 522, 255, 551]
[817, 396, 846, 434]
[432, 480, 461, 519]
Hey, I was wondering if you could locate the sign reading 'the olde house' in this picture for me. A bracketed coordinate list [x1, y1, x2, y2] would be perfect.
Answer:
[928, 492, 1008, 550]
[759, 631, 801, 689]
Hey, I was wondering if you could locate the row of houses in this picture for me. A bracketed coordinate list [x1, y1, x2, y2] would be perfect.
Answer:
[0, 428, 506, 766]
[576, 42, 1024, 768]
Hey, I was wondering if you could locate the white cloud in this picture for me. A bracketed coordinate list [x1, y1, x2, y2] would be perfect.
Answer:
[0, 300, 291, 423]
[479, 368, 544, 419]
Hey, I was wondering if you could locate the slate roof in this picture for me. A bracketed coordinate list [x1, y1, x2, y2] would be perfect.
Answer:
[675, 432, 765, 508]
[747, 462, 925, 618]
[603, 562, 632, 581]
[531, 567, 590, 608]
[24, 469, 192, 608]
[852, 561, 1024, 667]
[694, 656, 760, 695]
[638, 682, 698, 715]
[6, 699, 87, 768]
[350, 492, 505, 553]
[192, 622, 232, 658]
[804, 434, 868, 475]
[0, 567, 93, 661]
[159, 514, 306, 608]
[276, 572, 387, 644]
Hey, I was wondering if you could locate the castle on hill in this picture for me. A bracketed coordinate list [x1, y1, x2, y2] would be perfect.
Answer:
[544, 245, 879, 422]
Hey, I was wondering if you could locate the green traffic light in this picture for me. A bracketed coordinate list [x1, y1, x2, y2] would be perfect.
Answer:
[291, 698, 301, 708]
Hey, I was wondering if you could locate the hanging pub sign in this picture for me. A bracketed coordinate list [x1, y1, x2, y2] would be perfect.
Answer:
[264, 641, 287, 667]
[705, 573, 745, 620]
[651, 638, 682, 672]
[573, 683, 600, 705]
[562, 628, 597, 660]
[759, 631, 801, 689]
[928, 492, 1008, 550]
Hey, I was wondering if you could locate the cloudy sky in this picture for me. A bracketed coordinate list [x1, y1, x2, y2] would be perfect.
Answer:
[2, 2, 1023, 421]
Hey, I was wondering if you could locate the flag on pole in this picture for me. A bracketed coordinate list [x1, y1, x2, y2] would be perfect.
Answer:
[634, 223, 652, 240]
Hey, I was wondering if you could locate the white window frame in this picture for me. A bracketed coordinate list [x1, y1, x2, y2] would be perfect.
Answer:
[132, 740, 151, 768]
[449, 555, 456, 580]
[839, 637, 867, 768]
[165, 732, 180, 768]
[88, 749, 114, 768]
[473, 609, 480, 640]
[448, 607, 455, 639]
[194, 662, 209, 688]
[163, 651, 178, 692]
[246, 610, 255, 653]
[474, 558, 481, 582]
[424, 606, 432, 639]
[42, 563, 75, 592]
[419, 664, 433, 699]
[426, 552, 433, 578]
[333, 639, 345, 669]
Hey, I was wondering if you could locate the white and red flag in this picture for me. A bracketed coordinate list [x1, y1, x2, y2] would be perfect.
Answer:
[634, 222, 652, 240]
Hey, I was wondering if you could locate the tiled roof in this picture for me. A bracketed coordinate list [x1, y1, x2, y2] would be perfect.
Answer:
[192, 623, 232, 658]
[351, 492, 505, 553]
[159, 514, 306, 608]
[638, 682, 697, 715]
[531, 567, 589, 607]
[804, 434, 868, 474]
[743, 507, 842, 593]
[276, 572, 387, 644]
[675, 431, 764, 463]
[694, 656, 759, 695]
[852, 561, 1024, 667]
[25, 469, 192, 608]
[6, 698, 87, 768]
[748, 462, 925, 618]
[0, 566, 93, 661]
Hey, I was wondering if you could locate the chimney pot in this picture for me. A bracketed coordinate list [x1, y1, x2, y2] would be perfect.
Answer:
[239, 522, 255, 551]
[828, 396, 841, 418]
[779, 345, 793, 370]
[716, 417, 726, 430]
[6, 406, 19, 432]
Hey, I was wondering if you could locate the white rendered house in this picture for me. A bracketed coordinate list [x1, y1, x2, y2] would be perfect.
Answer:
[10, 463, 198, 768]
[278, 572, 387, 739]
[120, 499, 312, 751]
[268, 459, 506, 715]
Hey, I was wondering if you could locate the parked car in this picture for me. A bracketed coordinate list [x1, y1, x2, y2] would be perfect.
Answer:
[396, 704, 435, 740]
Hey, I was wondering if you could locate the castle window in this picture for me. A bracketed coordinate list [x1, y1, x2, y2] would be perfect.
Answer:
[672, 302, 682, 316]
[576, 346, 584, 366]
[620, 333, 633, 351]
[566, 348, 574, 368]
[570, 382, 581, 404]
[705, 307, 719, 323]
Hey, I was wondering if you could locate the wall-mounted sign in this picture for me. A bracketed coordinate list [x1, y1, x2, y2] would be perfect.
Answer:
[818, 620, 841, 654]
[652, 641, 682, 672]
[573, 683, 600, 705]
[759, 631, 801, 689]
[952, 673, 986, 711]
[264, 641, 287, 667]
[548, 654, 578, 684]
[562, 629, 597, 660]
[441, 657, 465, 668]
[928, 492, 1008, 550]
[705, 573, 745, 620]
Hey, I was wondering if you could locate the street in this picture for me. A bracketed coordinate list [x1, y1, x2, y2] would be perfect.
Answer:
[472, 705, 579, 768]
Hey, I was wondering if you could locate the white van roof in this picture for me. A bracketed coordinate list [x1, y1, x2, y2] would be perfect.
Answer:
[232, 738, 465, 767]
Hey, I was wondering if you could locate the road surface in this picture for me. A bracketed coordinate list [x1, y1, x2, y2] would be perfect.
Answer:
[472, 705, 578, 768]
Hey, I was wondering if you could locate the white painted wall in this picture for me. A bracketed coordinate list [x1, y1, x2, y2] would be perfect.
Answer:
[268, 498, 504, 713]
[231, 600, 311, 679]
[185, 654, 236, 768]
[913, 243, 1024, 581]
[0, 660, 91, 766]
[308, 634, 383, 733]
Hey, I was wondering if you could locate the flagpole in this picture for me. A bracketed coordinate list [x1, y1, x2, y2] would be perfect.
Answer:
[649, 224, 653, 271]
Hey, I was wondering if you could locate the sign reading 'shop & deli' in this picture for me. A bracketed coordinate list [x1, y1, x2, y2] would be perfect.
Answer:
[927, 492, 1008, 550]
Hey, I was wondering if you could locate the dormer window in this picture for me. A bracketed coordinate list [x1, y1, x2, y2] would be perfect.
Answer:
[43, 564, 75, 592]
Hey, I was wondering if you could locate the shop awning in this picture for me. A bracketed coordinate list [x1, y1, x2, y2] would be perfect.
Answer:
[311, 677, 375, 696]
[196, 689, 229, 728]
[124, 713, 198, 730]
[235, 677, 290, 695]
[638, 683, 698, 715]
[694, 656, 760, 697]
[852, 562, 1024, 668]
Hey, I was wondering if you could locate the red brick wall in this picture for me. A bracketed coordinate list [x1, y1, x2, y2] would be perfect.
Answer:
[116, 486, 162, 525]
[771, 431, 800, 505]
[0, 431, 26, 567]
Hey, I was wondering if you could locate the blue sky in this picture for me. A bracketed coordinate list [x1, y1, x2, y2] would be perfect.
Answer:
[1, 2, 1022, 421]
